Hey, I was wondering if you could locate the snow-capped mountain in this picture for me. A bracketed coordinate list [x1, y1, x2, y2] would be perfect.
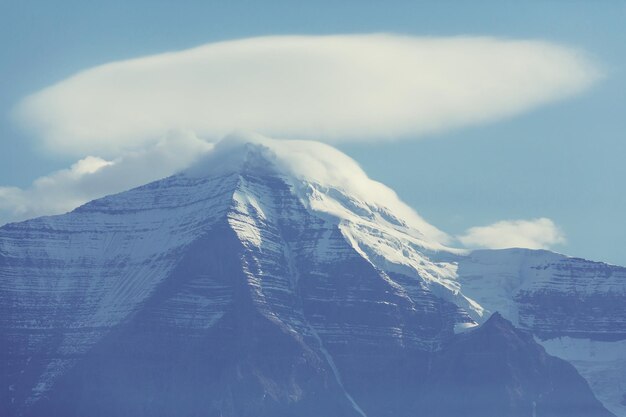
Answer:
[1, 134, 624, 416]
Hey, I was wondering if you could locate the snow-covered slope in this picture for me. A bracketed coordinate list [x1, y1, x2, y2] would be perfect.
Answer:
[1, 133, 623, 417]
[0, 171, 239, 409]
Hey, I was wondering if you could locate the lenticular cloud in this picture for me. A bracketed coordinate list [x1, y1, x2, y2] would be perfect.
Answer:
[14, 34, 600, 156]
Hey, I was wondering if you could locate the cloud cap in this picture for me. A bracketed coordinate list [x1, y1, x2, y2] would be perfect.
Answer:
[14, 34, 601, 156]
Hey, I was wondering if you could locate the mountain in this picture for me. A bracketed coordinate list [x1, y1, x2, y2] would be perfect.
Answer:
[1, 134, 623, 416]
[452, 248, 626, 415]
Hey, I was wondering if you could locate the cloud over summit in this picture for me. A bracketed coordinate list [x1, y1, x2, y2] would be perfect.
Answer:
[14, 34, 601, 155]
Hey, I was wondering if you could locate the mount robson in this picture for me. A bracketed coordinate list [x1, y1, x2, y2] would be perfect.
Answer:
[1, 134, 625, 417]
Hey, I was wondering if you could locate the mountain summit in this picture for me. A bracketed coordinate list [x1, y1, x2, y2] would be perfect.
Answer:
[1, 135, 624, 416]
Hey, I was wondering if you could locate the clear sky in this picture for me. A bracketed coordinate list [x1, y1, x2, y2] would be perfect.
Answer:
[1, 0, 625, 265]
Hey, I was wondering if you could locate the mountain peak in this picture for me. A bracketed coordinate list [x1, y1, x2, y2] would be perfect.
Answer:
[184, 132, 451, 247]
[184, 132, 278, 177]
[471, 311, 532, 346]
[482, 311, 507, 327]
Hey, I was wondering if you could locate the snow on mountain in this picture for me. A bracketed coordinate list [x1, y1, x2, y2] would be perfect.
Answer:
[1, 133, 624, 416]
[188, 132, 452, 245]
[0, 171, 239, 408]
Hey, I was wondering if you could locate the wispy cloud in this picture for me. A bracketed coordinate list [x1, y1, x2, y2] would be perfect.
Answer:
[457, 218, 566, 250]
[14, 34, 601, 156]
[0, 131, 212, 224]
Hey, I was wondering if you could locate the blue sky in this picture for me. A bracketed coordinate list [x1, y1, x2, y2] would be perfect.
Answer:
[1, 1, 625, 265]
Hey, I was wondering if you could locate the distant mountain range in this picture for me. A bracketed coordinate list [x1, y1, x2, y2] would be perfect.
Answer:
[2, 134, 624, 416]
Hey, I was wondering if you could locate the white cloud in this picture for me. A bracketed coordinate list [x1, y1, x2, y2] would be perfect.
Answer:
[14, 34, 601, 156]
[1, 35, 601, 231]
[0, 131, 212, 224]
[457, 217, 566, 250]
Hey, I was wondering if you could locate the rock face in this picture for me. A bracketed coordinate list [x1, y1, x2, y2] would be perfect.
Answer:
[423, 313, 614, 417]
[0, 135, 622, 417]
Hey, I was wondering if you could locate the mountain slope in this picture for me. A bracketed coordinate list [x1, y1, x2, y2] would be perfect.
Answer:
[1, 134, 622, 416]
[424, 313, 614, 417]
[452, 248, 626, 416]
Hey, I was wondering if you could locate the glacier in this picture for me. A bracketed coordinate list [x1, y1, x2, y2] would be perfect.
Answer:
[1, 133, 624, 417]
